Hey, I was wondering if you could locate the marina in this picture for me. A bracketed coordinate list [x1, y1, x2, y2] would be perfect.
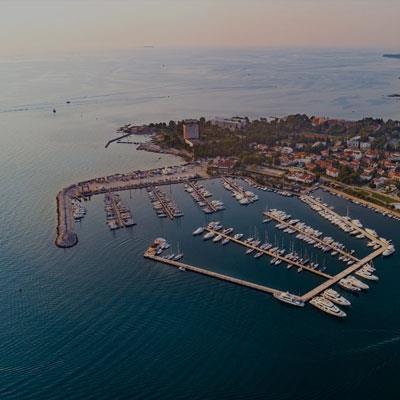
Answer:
[56, 171, 396, 318]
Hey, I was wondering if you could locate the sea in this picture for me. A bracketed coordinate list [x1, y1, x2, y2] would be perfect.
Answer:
[0, 47, 399, 399]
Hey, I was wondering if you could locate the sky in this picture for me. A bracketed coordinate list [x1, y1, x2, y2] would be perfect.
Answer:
[1, 0, 400, 57]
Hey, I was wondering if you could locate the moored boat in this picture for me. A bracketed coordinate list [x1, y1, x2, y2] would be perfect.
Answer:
[273, 291, 304, 307]
[322, 289, 351, 306]
[310, 296, 346, 318]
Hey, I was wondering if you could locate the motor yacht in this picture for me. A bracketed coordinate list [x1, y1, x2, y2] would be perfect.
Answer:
[273, 292, 304, 307]
[310, 296, 346, 318]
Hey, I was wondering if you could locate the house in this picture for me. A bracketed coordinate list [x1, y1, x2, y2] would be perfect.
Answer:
[373, 177, 388, 188]
[326, 167, 339, 178]
[360, 142, 371, 151]
[287, 171, 316, 184]
[347, 136, 361, 149]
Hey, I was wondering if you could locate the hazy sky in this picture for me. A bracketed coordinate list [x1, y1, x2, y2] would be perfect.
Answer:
[1, 0, 400, 57]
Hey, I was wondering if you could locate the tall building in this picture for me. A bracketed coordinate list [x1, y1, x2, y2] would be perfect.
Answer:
[182, 119, 200, 140]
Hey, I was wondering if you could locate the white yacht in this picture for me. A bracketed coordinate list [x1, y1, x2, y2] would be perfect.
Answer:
[365, 228, 378, 237]
[339, 278, 361, 292]
[322, 289, 351, 306]
[383, 245, 395, 257]
[221, 238, 230, 245]
[203, 231, 215, 240]
[355, 269, 379, 281]
[213, 235, 223, 243]
[233, 233, 244, 240]
[347, 275, 369, 290]
[310, 296, 346, 318]
[273, 292, 304, 307]
[192, 227, 204, 236]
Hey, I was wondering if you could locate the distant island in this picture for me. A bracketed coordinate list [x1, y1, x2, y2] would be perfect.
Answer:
[383, 54, 400, 59]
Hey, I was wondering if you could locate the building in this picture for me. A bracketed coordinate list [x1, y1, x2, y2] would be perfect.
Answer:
[347, 136, 361, 149]
[360, 141, 371, 151]
[326, 167, 339, 178]
[182, 119, 200, 141]
[211, 117, 248, 131]
[287, 171, 315, 184]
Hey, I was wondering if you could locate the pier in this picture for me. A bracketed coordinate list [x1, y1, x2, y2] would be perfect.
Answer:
[149, 186, 175, 219]
[105, 132, 136, 148]
[301, 246, 386, 301]
[264, 210, 359, 262]
[144, 247, 287, 297]
[204, 227, 331, 279]
[222, 177, 244, 194]
[187, 181, 218, 212]
[55, 190, 78, 248]
[301, 194, 387, 246]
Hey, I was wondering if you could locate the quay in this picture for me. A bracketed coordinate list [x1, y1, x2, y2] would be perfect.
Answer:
[321, 185, 400, 220]
[144, 246, 288, 297]
[204, 227, 331, 279]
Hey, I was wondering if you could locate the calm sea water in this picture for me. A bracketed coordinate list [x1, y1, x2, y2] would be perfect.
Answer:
[0, 48, 399, 399]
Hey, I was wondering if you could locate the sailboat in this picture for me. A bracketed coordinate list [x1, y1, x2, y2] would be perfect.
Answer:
[173, 242, 184, 261]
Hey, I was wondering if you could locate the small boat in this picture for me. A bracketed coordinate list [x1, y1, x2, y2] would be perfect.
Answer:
[213, 235, 223, 243]
[192, 227, 204, 236]
[203, 232, 215, 240]
[174, 253, 184, 261]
